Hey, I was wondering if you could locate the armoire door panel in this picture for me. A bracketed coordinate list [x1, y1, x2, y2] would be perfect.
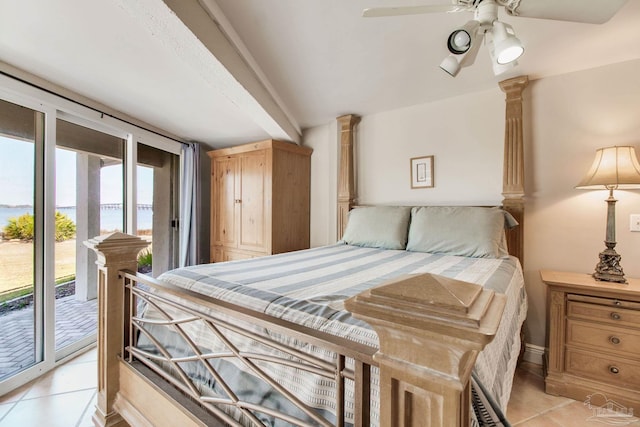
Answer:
[213, 157, 237, 248]
[238, 152, 266, 251]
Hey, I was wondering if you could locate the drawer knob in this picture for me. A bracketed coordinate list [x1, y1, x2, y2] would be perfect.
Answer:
[609, 366, 620, 375]
[609, 336, 621, 345]
[613, 300, 622, 306]
[611, 312, 622, 320]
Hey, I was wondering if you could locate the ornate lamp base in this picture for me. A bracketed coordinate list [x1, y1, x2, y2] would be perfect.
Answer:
[593, 247, 627, 284]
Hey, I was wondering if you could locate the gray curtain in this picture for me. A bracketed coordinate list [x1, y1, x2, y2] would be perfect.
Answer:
[179, 142, 199, 267]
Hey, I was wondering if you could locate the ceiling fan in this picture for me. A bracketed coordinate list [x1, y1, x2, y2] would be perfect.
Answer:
[363, 0, 629, 77]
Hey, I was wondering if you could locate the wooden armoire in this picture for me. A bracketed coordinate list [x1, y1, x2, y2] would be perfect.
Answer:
[208, 139, 312, 262]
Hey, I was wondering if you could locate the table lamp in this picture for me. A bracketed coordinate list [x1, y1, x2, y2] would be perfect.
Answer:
[576, 146, 640, 283]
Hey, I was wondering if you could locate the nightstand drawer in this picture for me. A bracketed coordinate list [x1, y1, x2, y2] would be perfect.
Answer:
[567, 300, 640, 329]
[566, 349, 640, 387]
[568, 294, 640, 310]
[566, 319, 640, 358]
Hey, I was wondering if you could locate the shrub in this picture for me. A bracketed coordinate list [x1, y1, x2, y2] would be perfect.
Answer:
[138, 249, 153, 268]
[54, 211, 76, 242]
[3, 211, 76, 241]
[3, 213, 34, 240]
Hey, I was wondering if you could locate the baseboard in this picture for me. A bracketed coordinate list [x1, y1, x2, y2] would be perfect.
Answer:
[522, 343, 545, 366]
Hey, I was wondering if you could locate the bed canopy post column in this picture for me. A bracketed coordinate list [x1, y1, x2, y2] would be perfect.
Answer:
[346, 274, 506, 427]
[499, 75, 529, 263]
[84, 233, 150, 427]
[337, 114, 361, 240]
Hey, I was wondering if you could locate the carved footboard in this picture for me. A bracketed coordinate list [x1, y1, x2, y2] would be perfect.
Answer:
[86, 233, 505, 427]
[121, 269, 377, 426]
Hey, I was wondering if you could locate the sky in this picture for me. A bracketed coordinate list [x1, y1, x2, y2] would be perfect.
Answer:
[0, 135, 153, 206]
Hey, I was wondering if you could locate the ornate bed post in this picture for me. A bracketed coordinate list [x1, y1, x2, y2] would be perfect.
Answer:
[499, 75, 529, 264]
[84, 233, 150, 427]
[346, 274, 506, 427]
[337, 114, 361, 240]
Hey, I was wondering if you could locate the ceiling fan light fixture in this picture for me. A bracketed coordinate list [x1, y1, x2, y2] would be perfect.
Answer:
[439, 54, 461, 77]
[496, 38, 524, 64]
[446, 20, 480, 54]
[492, 58, 518, 76]
[448, 31, 470, 54]
[492, 21, 524, 64]
[487, 37, 518, 75]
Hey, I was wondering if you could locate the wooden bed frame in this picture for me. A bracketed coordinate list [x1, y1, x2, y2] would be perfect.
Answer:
[85, 76, 528, 427]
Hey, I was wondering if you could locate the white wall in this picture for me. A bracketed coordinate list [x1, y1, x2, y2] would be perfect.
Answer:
[303, 58, 640, 349]
[357, 91, 505, 206]
[524, 59, 640, 346]
[306, 87, 507, 247]
[306, 88, 506, 247]
[304, 120, 338, 247]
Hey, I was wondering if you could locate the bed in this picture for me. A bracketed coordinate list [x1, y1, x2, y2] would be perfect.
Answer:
[85, 75, 529, 427]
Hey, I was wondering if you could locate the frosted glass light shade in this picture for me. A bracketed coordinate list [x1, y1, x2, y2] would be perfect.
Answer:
[492, 21, 523, 65]
[576, 146, 640, 190]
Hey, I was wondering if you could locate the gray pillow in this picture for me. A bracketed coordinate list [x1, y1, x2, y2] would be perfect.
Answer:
[406, 206, 512, 258]
[341, 206, 411, 250]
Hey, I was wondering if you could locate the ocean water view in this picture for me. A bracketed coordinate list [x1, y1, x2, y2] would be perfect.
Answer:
[0, 205, 153, 232]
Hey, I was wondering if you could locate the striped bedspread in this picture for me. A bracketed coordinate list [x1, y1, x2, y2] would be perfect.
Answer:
[147, 243, 527, 425]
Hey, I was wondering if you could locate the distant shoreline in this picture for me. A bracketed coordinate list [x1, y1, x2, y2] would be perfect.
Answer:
[0, 204, 152, 208]
[0, 204, 32, 209]
[0, 206, 154, 231]
[0, 204, 76, 208]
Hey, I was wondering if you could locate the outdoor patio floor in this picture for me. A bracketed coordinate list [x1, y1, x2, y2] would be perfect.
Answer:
[0, 295, 97, 380]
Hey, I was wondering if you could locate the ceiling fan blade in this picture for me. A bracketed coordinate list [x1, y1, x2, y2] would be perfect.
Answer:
[507, 0, 629, 24]
[363, 4, 472, 18]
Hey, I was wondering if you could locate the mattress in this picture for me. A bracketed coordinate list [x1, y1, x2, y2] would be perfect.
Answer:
[138, 243, 526, 425]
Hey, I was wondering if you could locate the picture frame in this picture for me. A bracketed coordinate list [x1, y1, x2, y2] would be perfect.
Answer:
[410, 155, 434, 189]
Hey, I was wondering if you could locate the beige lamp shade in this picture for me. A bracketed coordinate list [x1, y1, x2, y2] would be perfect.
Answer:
[576, 146, 640, 190]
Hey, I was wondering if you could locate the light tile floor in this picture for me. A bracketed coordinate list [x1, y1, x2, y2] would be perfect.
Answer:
[1, 355, 638, 426]
[507, 361, 640, 426]
[0, 348, 97, 427]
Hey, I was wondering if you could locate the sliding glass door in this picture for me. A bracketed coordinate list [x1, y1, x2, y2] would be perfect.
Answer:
[54, 119, 125, 356]
[0, 98, 44, 383]
[137, 143, 180, 277]
[0, 85, 182, 393]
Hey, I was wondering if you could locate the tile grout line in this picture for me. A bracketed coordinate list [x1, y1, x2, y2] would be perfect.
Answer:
[0, 401, 18, 425]
[511, 398, 576, 426]
[19, 386, 97, 402]
[75, 389, 98, 427]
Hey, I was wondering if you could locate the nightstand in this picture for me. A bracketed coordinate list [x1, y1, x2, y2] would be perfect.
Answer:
[540, 270, 640, 410]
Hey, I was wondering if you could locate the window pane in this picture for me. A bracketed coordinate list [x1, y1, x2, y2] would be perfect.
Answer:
[0, 99, 39, 380]
[54, 119, 124, 353]
[137, 143, 179, 277]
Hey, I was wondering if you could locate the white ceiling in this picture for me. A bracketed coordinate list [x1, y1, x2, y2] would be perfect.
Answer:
[1, 0, 639, 149]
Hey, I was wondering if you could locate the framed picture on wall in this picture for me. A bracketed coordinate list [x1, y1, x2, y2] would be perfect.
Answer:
[410, 155, 434, 189]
